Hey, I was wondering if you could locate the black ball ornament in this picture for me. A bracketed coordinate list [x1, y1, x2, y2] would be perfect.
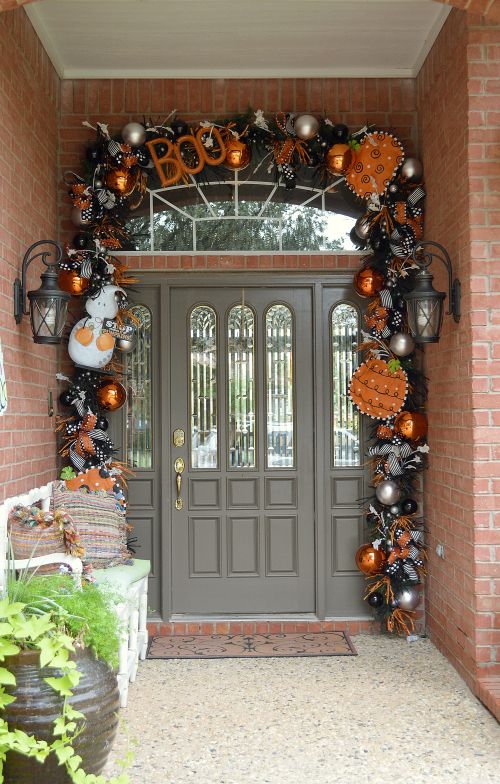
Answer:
[73, 233, 90, 249]
[59, 391, 74, 407]
[332, 124, 349, 143]
[99, 467, 110, 478]
[349, 227, 367, 250]
[96, 416, 109, 431]
[402, 498, 418, 515]
[368, 593, 384, 608]
[171, 118, 189, 137]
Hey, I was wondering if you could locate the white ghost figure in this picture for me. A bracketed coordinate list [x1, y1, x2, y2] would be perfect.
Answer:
[68, 285, 125, 369]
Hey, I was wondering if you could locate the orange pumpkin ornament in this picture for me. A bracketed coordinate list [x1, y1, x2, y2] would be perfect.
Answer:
[349, 358, 408, 420]
[223, 138, 252, 171]
[97, 379, 127, 411]
[346, 131, 404, 199]
[353, 266, 385, 298]
[75, 325, 94, 346]
[58, 270, 89, 296]
[325, 143, 352, 175]
[393, 411, 428, 442]
[355, 544, 386, 576]
[96, 332, 115, 351]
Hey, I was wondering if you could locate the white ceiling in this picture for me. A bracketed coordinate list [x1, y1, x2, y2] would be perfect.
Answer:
[26, 0, 450, 79]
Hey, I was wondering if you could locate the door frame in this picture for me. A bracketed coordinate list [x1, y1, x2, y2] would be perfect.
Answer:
[131, 271, 359, 621]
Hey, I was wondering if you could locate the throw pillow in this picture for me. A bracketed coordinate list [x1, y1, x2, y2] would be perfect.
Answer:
[8, 504, 84, 574]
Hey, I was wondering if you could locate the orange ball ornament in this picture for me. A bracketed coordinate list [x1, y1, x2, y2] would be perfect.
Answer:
[353, 266, 385, 298]
[97, 379, 127, 412]
[325, 143, 352, 175]
[223, 138, 252, 171]
[58, 270, 89, 296]
[394, 411, 428, 442]
[104, 167, 136, 196]
[355, 544, 386, 576]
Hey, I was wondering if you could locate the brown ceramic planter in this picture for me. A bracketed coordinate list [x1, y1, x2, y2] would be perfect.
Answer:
[2, 647, 120, 783]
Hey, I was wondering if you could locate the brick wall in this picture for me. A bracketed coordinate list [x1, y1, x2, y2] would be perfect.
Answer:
[417, 8, 500, 696]
[0, 9, 60, 500]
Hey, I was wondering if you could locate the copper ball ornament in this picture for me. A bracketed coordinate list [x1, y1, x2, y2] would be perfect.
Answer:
[389, 332, 415, 358]
[375, 479, 401, 506]
[58, 270, 89, 296]
[121, 121, 146, 147]
[97, 379, 127, 411]
[223, 139, 252, 171]
[293, 114, 320, 140]
[355, 544, 386, 576]
[394, 411, 428, 442]
[353, 266, 385, 298]
[325, 143, 352, 175]
[104, 167, 136, 196]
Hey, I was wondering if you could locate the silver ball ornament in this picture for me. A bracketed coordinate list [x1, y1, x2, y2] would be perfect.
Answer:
[394, 585, 421, 611]
[400, 157, 423, 183]
[94, 177, 104, 189]
[116, 334, 136, 353]
[354, 214, 372, 240]
[389, 332, 416, 357]
[389, 505, 400, 516]
[293, 114, 319, 141]
[375, 480, 401, 506]
[71, 206, 92, 227]
[389, 183, 398, 193]
[121, 122, 147, 147]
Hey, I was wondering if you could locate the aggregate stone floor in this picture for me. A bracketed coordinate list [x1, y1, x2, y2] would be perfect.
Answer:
[105, 634, 500, 784]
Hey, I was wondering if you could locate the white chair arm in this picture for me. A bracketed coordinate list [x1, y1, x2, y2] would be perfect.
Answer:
[14, 554, 83, 588]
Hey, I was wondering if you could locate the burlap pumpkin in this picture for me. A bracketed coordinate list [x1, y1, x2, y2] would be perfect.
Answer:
[349, 358, 408, 420]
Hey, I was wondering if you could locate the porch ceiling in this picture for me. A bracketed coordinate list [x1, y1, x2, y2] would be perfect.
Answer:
[26, 0, 450, 79]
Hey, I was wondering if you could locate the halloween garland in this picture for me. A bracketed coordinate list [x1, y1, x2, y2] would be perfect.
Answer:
[60, 110, 428, 631]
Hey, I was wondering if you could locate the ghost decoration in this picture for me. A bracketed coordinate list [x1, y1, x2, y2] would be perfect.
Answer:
[68, 285, 125, 369]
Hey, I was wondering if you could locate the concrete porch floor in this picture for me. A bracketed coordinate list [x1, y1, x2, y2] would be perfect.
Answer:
[105, 634, 500, 784]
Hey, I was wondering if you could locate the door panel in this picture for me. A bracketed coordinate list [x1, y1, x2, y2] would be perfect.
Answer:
[170, 286, 315, 614]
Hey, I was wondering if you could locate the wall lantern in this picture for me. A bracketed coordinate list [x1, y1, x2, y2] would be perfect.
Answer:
[404, 241, 461, 344]
[13, 241, 70, 345]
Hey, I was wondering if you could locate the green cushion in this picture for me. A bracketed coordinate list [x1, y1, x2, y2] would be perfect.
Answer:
[92, 559, 150, 596]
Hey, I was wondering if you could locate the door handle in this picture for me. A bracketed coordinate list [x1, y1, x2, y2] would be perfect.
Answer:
[174, 457, 184, 510]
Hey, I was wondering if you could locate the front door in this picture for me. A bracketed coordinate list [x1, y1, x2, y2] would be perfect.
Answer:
[170, 286, 315, 614]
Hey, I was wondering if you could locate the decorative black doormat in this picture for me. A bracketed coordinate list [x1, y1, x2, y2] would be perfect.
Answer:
[147, 631, 357, 659]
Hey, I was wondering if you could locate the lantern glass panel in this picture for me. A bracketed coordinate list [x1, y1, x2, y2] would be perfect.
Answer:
[29, 296, 68, 343]
[406, 296, 444, 344]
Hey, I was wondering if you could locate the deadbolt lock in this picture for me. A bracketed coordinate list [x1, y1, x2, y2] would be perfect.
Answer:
[173, 428, 185, 447]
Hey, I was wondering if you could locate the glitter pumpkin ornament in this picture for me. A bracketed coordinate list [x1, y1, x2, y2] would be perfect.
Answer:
[349, 358, 408, 420]
[346, 131, 405, 199]
[353, 266, 385, 298]
[355, 544, 386, 576]
[393, 410, 428, 442]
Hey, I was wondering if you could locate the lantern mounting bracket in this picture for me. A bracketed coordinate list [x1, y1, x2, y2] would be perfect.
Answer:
[412, 241, 461, 323]
[13, 240, 64, 324]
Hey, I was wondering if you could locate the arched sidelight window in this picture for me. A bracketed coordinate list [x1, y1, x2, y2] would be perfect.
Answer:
[265, 304, 295, 468]
[126, 304, 153, 469]
[227, 304, 256, 468]
[331, 303, 360, 467]
[190, 305, 218, 469]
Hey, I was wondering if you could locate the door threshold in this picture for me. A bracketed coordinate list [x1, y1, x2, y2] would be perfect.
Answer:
[170, 613, 373, 622]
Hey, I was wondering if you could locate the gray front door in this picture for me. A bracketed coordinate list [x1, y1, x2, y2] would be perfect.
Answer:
[170, 286, 315, 614]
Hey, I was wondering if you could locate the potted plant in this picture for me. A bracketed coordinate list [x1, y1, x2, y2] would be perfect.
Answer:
[0, 574, 129, 784]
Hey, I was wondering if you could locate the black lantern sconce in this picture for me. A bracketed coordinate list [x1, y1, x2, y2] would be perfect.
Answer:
[13, 241, 70, 345]
[404, 241, 461, 344]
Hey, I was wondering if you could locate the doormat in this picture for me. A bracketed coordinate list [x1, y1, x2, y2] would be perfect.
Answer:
[147, 631, 357, 659]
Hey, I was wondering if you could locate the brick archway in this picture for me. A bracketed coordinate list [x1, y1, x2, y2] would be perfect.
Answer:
[1, 0, 500, 19]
